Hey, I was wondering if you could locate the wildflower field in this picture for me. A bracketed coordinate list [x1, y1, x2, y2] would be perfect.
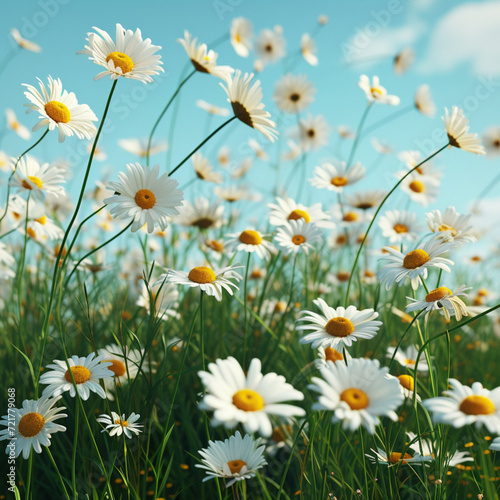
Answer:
[2, 2, 500, 499]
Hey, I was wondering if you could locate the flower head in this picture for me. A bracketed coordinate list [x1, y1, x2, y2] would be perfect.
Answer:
[443, 106, 485, 154]
[97, 412, 142, 438]
[274, 220, 323, 255]
[358, 75, 400, 105]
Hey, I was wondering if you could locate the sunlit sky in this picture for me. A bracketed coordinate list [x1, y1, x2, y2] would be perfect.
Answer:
[1, 0, 500, 257]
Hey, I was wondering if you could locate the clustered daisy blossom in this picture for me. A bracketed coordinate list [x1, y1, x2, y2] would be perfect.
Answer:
[97, 412, 143, 438]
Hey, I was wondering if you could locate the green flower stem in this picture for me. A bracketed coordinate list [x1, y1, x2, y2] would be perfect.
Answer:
[242, 252, 251, 369]
[361, 104, 413, 138]
[345, 102, 373, 168]
[46, 447, 70, 500]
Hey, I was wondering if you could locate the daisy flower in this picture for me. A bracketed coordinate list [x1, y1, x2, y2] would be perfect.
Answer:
[443, 106, 485, 154]
[5, 109, 31, 140]
[301, 33, 318, 66]
[104, 163, 183, 233]
[296, 298, 382, 350]
[39, 353, 113, 400]
[314, 346, 351, 370]
[371, 137, 394, 155]
[192, 152, 223, 183]
[230, 17, 253, 57]
[358, 75, 400, 105]
[268, 197, 333, 228]
[248, 139, 268, 161]
[482, 126, 500, 157]
[378, 210, 423, 244]
[398, 150, 442, 179]
[136, 279, 179, 320]
[490, 437, 500, 451]
[330, 205, 372, 228]
[309, 161, 365, 193]
[220, 70, 278, 142]
[97, 412, 142, 438]
[274, 220, 323, 255]
[255, 26, 286, 66]
[163, 264, 242, 302]
[273, 74, 316, 114]
[296, 114, 329, 151]
[426, 206, 476, 245]
[308, 358, 403, 434]
[394, 374, 421, 402]
[225, 229, 277, 259]
[377, 234, 457, 290]
[423, 379, 500, 434]
[78, 23, 163, 82]
[23, 76, 97, 142]
[393, 47, 415, 75]
[0, 394, 66, 459]
[0, 242, 15, 269]
[386, 345, 429, 372]
[10, 28, 41, 52]
[178, 31, 233, 79]
[196, 99, 229, 116]
[399, 172, 440, 206]
[174, 197, 225, 230]
[118, 137, 168, 158]
[198, 357, 305, 437]
[414, 84, 436, 117]
[367, 447, 432, 467]
[346, 190, 386, 211]
[24, 213, 64, 241]
[214, 184, 250, 203]
[196, 431, 266, 487]
[336, 125, 354, 140]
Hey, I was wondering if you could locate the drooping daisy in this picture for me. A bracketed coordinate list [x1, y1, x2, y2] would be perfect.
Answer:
[377, 235, 457, 290]
[378, 210, 423, 244]
[255, 26, 286, 66]
[196, 431, 266, 487]
[104, 163, 183, 233]
[97, 412, 142, 438]
[40, 353, 114, 400]
[274, 220, 322, 255]
[296, 114, 329, 151]
[346, 190, 386, 211]
[0, 394, 66, 459]
[310, 161, 365, 193]
[174, 197, 225, 230]
[301, 33, 318, 66]
[423, 379, 500, 434]
[225, 229, 276, 259]
[198, 357, 305, 437]
[192, 152, 223, 183]
[426, 206, 476, 245]
[268, 197, 333, 228]
[118, 137, 168, 158]
[163, 265, 242, 301]
[10, 28, 41, 53]
[358, 75, 400, 105]
[78, 23, 163, 82]
[178, 31, 233, 79]
[196, 99, 229, 116]
[308, 358, 403, 434]
[136, 279, 179, 320]
[296, 298, 382, 350]
[414, 84, 436, 117]
[5, 109, 31, 140]
[393, 47, 415, 75]
[220, 70, 278, 142]
[273, 74, 316, 114]
[23, 76, 97, 142]
[386, 345, 429, 372]
[443, 106, 485, 155]
[482, 126, 500, 157]
[230, 17, 253, 57]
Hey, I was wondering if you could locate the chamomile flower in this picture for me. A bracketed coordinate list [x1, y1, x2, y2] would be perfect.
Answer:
[196, 431, 266, 487]
[386, 345, 429, 372]
[214, 184, 250, 203]
[196, 99, 230, 116]
[330, 205, 372, 228]
[273, 74, 316, 114]
[97, 412, 142, 438]
[346, 190, 386, 211]
[0, 394, 66, 459]
[118, 137, 168, 158]
[136, 279, 179, 320]
[163, 265, 242, 301]
[78, 23, 163, 82]
[248, 139, 268, 161]
[377, 235, 457, 290]
[398, 150, 442, 180]
[426, 206, 476, 245]
[414, 84, 436, 117]
[178, 31, 233, 79]
[314, 346, 351, 369]
[24, 213, 64, 241]
[483, 126, 500, 157]
[301, 33, 318, 66]
[0, 242, 14, 269]
[399, 172, 440, 206]
[198, 357, 305, 437]
[393, 47, 415, 75]
[220, 70, 278, 142]
[230, 17, 253, 57]
[5, 109, 30, 140]
[308, 358, 403, 434]
[443, 106, 485, 155]
[192, 152, 223, 183]
[174, 197, 225, 230]
[104, 163, 183, 233]
[423, 379, 500, 434]
[10, 28, 41, 52]
[296, 298, 382, 350]
[225, 229, 277, 259]
[358, 75, 400, 105]
[379, 210, 423, 244]
[366, 447, 432, 467]
[309, 161, 365, 192]
[255, 26, 286, 66]
[23, 76, 97, 142]
[295, 114, 329, 151]
[274, 220, 323, 255]
[268, 197, 334, 228]
[40, 353, 114, 400]
[490, 437, 500, 451]
[394, 374, 421, 402]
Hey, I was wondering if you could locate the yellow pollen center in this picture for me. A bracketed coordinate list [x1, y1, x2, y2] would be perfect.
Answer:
[398, 375, 415, 392]
[343, 212, 358, 222]
[337, 271, 350, 282]
[409, 180, 425, 193]
[459, 395, 496, 415]
[27, 228, 37, 239]
[288, 209, 311, 223]
[22, 176, 43, 190]
[18, 412, 45, 438]
[106, 51, 134, 74]
[12, 121, 19, 130]
[44, 101, 71, 123]
[232, 389, 265, 412]
[340, 388, 369, 410]
[425, 287, 453, 302]
[324, 347, 344, 363]
[438, 224, 458, 237]
[331, 176, 348, 187]
[239, 230, 262, 245]
[325, 317, 355, 337]
[371, 87, 383, 96]
[134, 189, 156, 210]
[389, 452, 413, 464]
[403, 249, 430, 269]
[114, 419, 129, 427]
[227, 460, 247, 474]
[36, 215, 47, 225]
[234, 34, 242, 44]
[104, 359, 126, 377]
[188, 266, 216, 284]
[393, 223, 408, 233]
[206, 240, 224, 252]
[292, 235, 306, 245]
[64, 365, 92, 384]
[477, 288, 488, 297]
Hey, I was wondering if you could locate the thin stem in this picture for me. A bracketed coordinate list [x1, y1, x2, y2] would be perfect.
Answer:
[471, 170, 500, 213]
[200, 290, 206, 371]
[72, 402, 79, 499]
[361, 105, 413, 138]
[242, 252, 251, 368]
[345, 102, 373, 168]
[46, 447, 70, 500]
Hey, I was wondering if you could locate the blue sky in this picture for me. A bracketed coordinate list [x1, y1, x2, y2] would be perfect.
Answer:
[1, 0, 499, 252]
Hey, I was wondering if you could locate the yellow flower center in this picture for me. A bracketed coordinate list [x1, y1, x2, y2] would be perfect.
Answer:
[438, 224, 458, 237]
[393, 223, 408, 234]
[403, 249, 430, 269]
[232, 389, 265, 412]
[18, 412, 45, 438]
[227, 460, 247, 474]
[343, 211, 358, 222]
[459, 395, 496, 415]
[114, 419, 129, 427]
[134, 189, 156, 210]
[27, 228, 37, 239]
[340, 388, 369, 410]
[398, 374, 415, 392]
[288, 209, 311, 223]
[106, 51, 134, 74]
[234, 34, 242, 44]
[104, 359, 126, 377]
[22, 175, 43, 190]
[239, 230, 262, 245]
[371, 87, 383, 97]
[45, 101, 71, 123]
[409, 180, 425, 193]
[188, 266, 216, 284]
[337, 271, 350, 282]
[331, 176, 348, 187]
[324, 347, 344, 363]
[292, 235, 306, 245]
[325, 317, 355, 337]
[425, 287, 453, 303]
[64, 365, 92, 384]
[389, 452, 413, 464]
[206, 240, 224, 252]
[35, 215, 47, 225]
[477, 288, 489, 297]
